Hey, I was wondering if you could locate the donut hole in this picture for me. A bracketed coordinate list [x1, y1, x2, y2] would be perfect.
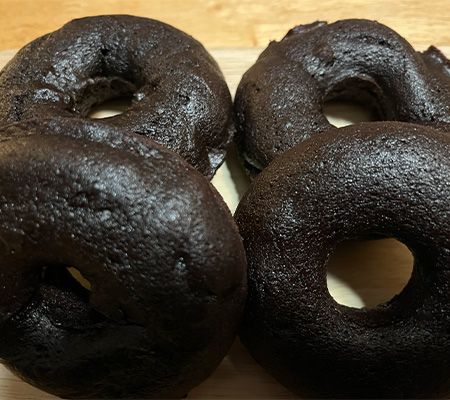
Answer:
[89, 95, 134, 119]
[41, 265, 92, 295]
[326, 238, 413, 308]
[323, 77, 385, 127]
[324, 100, 377, 127]
[67, 267, 92, 292]
[73, 76, 142, 119]
[38, 266, 108, 328]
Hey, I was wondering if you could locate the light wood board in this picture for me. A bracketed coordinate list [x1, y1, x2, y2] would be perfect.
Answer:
[0, 46, 449, 399]
[0, 0, 450, 49]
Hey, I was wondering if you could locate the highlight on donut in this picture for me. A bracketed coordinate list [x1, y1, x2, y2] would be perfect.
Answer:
[235, 122, 450, 399]
[0, 15, 234, 179]
[234, 19, 450, 176]
[0, 118, 247, 399]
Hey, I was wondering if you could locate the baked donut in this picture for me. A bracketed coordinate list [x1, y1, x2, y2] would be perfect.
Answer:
[0, 118, 247, 399]
[0, 15, 233, 178]
[235, 121, 450, 398]
[234, 19, 450, 175]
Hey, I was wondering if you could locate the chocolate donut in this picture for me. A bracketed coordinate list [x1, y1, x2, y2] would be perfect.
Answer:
[0, 118, 247, 399]
[0, 15, 233, 178]
[235, 122, 450, 398]
[234, 19, 450, 175]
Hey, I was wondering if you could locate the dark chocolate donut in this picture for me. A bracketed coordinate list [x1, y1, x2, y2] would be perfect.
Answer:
[235, 121, 450, 398]
[0, 15, 233, 178]
[0, 118, 247, 399]
[234, 19, 450, 175]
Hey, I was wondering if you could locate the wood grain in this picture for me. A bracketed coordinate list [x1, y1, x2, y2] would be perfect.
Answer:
[0, 0, 449, 50]
[0, 45, 449, 399]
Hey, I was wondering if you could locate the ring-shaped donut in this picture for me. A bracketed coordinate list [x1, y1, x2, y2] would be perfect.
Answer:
[234, 19, 450, 175]
[235, 121, 450, 398]
[0, 15, 233, 178]
[0, 118, 247, 399]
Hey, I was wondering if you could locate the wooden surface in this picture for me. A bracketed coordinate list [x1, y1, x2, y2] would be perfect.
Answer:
[0, 44, 449, 399]
[0, 0, 450, 50]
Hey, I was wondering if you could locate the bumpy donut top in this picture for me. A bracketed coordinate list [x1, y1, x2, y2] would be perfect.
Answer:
[0, 15, 233, 178]
[235, 19, 450, 174]
[235, 121, 450, 398]
[0, 118, 247, 398]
